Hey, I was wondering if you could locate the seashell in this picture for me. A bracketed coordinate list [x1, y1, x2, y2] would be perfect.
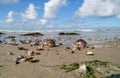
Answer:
[86, 51, 94, 55]
[15, 55, 25, 64]
[27, 51, 34, 56]
[104, 45, 111, 48]
[17, 55, 25, 59]
[25, 56, 35, 62]
[8, 51, 14, 55]
[19, 58, 26, 62]
[72, 47, 79, 51]
[75, 64, 87, 77]
[72, 48, 76, 51]
[18, 47, 25, 50]
[65, 46, 71, 50]
[114, 43, 117, 45]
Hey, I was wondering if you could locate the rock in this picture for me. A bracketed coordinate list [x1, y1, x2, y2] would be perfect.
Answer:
[43, 39, 56, 47]
[74, 39, 87, 49]
[75, 64, 87, 77]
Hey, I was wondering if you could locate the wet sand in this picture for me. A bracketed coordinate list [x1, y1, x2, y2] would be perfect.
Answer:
[0, 39, 120, 78]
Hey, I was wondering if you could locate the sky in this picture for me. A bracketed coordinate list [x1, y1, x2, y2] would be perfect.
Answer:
[0, 0, 120, 30]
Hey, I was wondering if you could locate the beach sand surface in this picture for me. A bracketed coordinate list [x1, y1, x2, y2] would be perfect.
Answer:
[0, 40, 120, 78]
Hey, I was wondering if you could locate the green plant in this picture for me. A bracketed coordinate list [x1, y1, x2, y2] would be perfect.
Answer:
[61, 62, 79, 72]
[85, 60, 109, 67]
[84, 65, 95, 78]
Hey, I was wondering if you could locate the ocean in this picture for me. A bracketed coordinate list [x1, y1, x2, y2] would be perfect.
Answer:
[0, 29, 120, 45]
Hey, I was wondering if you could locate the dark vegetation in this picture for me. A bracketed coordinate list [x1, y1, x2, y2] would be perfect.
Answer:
[20, 32, 44, 36]
[4, 36, 15, 39]
[58, 32, 80, 35]
[61, 62, 79, 72]
[0, 32, 5, 35]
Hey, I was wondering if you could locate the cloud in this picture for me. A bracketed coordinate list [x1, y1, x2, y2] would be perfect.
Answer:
[43, 0, 67, 19]
[6, 11, 14, 23]
[74, 0, 120, 19]
[40, 19, 48, 25]
[21, 3, 38, 21]
[0, 0, 19, 4]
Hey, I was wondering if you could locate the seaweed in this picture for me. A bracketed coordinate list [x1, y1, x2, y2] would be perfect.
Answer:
[84, 65, 95, 78]
[4, 36, 15, 39]
[61, 60, 120, 78]
[20, 32, 44, 36]
[0, 32, 5, 35]
[61, 62, 79, 72]
[85, 60, 109, 67]
[58, 32, 79, 35]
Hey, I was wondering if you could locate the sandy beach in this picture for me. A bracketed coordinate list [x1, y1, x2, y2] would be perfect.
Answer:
[0, 31, 120, 78]
[0, 40, 120, 78]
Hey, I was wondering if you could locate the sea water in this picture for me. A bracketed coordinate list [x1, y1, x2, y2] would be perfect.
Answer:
[0, 30, 120, 45]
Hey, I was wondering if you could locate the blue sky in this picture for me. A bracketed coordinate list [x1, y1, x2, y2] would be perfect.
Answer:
[0, 0, 120, 30]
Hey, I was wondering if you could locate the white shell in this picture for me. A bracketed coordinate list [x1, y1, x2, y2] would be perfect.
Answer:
[86, 51, 94, 55]
[19, 58, 26, 62]
[75, 64, 87, 77]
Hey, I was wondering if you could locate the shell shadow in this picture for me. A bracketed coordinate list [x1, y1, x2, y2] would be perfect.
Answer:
[30, 60, 40, 63]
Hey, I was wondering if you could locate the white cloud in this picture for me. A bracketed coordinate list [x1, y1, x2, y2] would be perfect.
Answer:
[40, 19, 47, 25]
[21, 3, 38, 21]
[74, 0, 120, 19]
[43, 0, 67, 19]
[0, 0, 19, 4]
[6, 11, 14, 23]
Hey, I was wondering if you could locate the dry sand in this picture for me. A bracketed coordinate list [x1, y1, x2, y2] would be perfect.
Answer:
[0, 40, 120, 78]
